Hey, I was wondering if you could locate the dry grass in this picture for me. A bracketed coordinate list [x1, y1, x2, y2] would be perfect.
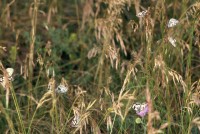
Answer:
[0, 0, 199, 133]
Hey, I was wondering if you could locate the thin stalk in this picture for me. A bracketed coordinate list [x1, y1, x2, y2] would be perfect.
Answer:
[119, 120, 124, 134]
[0, 101, 15, 134]
[52, 94, 59, 133]
[28, 0, 39, 116]
[27, 108, 38, 134]
[10, 86, 26, 133]
[110, 113, 116, 134]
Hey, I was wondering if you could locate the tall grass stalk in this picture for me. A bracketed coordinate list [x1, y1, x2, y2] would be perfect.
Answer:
[0, 0, 199, 133]
[28, 0, 39, 116]
[10, 86, 26, 133]
[0, 101, 15, 134]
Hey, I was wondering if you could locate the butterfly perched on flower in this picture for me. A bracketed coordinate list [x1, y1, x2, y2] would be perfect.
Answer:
[132, 102, 148, 117]
[71, 114, 80, 127]
[0, 68, 14, 89]
[167, 18, 179, 28]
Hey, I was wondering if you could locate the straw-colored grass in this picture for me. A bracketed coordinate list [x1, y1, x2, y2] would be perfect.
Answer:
[0, 0, 199, 133]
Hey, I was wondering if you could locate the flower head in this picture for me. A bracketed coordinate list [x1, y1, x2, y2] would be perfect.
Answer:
[136, 104, 148, 117]
[132, 102, 148, 117]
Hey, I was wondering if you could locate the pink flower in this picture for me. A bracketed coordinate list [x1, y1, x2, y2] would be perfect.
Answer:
[136, 104, 148, 117]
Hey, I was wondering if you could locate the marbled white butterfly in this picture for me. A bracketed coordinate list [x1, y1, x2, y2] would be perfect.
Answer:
[167, 18, 179, 28]
[56, 84, 68, 93]
[168, 37, 176, 47]
[132, 102, 147, 113]
[136, 10, 148, 18]
[0, 68, 14, 89]
[71, 114, 80, 127]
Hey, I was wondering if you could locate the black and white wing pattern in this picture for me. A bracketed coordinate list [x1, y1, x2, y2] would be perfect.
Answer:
[168, 37, 176, 47]
[0, 68, 14, 89]
[167, 18, 179, 28]
[55, 84, 68, 93]
[136, 10, 148, 18]
[71, 114, 80, 127]
[132, 102, 147, 113]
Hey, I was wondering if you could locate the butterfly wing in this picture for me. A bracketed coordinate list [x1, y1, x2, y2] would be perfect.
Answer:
[0, 75, 5, 88]
[56, 84, 68, 93]
[71, 114, 80, 127]
[6, 68, 14, 76]
[0, 68, 14, 89]
[168, 18, 179, 28]
[132, 103, 147, 113]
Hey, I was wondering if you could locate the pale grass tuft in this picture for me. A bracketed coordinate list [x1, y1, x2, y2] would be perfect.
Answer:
[120, 61, 138, 80]
[154, 55, 168, 87]
[116, 32, 127, 55]
[185, 2, 200, 20]
[81, 0, 94, 30]
[36, 90, 53, 109]
[47, 0, 58, 24]
[0, 46, 7, 51]
[105, 45, 119, 69]
[106, 115, 113, 131]
[154, 55, 166, 70]
[90, 117, 101, 134]
[128, 20, 139, 32]
[189, 80, 200, 106]
[191, 93, 200, 106]
[94, 0, 131, 72]
[154, 0, 166, 21]
[106, 50, 143, 122]
[106, 0, 131, 17]
[192, 117, 200, 131]
[114, 90, 135, 121]
[87, 46, 101, 59]
[72, 100, 96, 133]
[71, 86, 97, 133]
[0, 0, 15, 27]
[168, 69, 187, 92]
[47, 77, 56, 91]
[146, 87, 168, 134]
[154, 55, 187, 91]
[109, 56, 140, 120]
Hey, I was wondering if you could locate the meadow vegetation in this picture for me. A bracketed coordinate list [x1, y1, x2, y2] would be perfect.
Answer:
[0, 0, 200, 133]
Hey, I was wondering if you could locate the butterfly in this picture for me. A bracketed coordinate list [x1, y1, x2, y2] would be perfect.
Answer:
[55, 84, 68, 93]
[0, 68, 14, 89]
[136, 10, 148, 18]
[71, 114, 80, 127]
[168, 37, 176, 47]
[167, 18, 179, 28]
[132, 102, 148, 113]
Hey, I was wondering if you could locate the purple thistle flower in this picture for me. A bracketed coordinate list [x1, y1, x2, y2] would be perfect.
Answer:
[136, 104, 148, 117]
[132, 102, 149, 117]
